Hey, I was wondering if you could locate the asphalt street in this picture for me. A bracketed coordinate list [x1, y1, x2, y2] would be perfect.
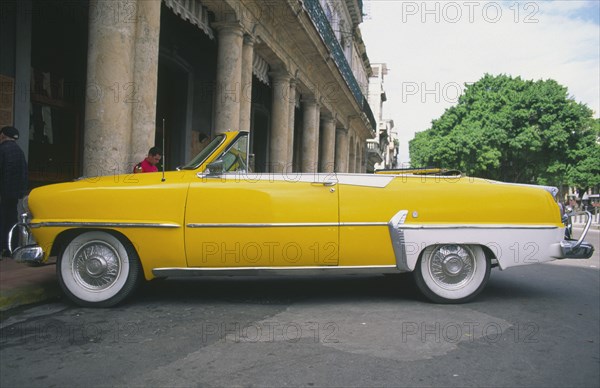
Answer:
[1, 229, 598, 387]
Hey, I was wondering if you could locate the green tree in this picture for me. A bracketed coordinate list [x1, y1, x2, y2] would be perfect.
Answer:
[409, 74, 598, 190]
[565, 119, 600, 197]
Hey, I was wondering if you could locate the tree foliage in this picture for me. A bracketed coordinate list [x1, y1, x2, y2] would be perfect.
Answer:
[565, 118, 600, 196]
[409, 74, 599, 191]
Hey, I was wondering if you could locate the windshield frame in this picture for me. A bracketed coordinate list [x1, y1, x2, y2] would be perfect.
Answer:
[215, 133, 249, 173]
[180, 135, 227, 170]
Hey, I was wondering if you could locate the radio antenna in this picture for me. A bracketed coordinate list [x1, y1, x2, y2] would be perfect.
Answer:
[161, 118, 166, 182]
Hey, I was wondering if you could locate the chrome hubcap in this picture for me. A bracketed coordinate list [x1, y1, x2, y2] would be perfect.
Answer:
[429, 245, 475, 289]
[72, 241, 121, 290]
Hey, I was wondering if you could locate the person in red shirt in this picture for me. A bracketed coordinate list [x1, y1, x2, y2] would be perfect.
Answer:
[133, 147, 162, 173]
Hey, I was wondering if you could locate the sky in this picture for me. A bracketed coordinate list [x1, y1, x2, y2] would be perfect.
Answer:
[360, 0, 600, 164]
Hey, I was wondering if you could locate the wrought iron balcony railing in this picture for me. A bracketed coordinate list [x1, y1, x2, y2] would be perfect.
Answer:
[304, 0, 376, 130]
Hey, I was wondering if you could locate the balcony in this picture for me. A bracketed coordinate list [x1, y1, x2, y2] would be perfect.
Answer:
[304, 0, 376, 130]
[366, 139, 383, 165]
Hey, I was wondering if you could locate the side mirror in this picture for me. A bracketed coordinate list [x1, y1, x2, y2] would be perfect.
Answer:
[205, 159, 224, 176]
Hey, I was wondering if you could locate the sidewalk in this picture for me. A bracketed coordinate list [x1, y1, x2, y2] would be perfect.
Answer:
[0, 255, 61, 312]
[573, 222, 600, 230]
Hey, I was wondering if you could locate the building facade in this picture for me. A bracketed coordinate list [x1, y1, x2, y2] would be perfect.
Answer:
[0, 0, 376, 187]
[366, 63, 397, 172]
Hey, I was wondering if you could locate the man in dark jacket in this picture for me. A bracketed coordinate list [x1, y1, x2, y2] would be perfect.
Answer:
[0, 126, 28, 257]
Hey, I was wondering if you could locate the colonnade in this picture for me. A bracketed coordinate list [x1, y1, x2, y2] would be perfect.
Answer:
[83, 0, 359, 176]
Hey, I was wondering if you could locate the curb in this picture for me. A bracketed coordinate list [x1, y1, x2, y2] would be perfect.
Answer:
[0, 282, 62, 312]
[0, 258, 61, 312]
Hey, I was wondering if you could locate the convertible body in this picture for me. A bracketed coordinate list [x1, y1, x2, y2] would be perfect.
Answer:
[9, 131, 594, 306]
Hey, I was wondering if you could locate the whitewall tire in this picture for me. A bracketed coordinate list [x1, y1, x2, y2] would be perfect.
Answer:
[414, 244, 490, 303]
[57, 231, 141, 307]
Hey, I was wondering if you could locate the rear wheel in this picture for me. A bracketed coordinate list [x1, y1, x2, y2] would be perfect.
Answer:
[57, 231, 141, 307]
[414, 244, 490, 303]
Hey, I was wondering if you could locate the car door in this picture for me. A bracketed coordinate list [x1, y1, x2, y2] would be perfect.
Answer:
[184, 137, 339, 268]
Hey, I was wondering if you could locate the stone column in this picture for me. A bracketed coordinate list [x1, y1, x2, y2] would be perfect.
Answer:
[353, 143, 359, 173]
[130, 0, 161, 167]
[83, 0, 137, 176]
[335, 127, 349, 173]
[319, 114, 336, 173]
[301, 97, 320, 173]
[269, 71, 291, 173]
[239, 35, 254, 132]
[213, 22, 244, 134]
[287, 80, 297, 167]
[359, 144, 365, 173]
[356, 147, 361, 173]
[314, 106, 321, 173]
[348, 135, 356, 173]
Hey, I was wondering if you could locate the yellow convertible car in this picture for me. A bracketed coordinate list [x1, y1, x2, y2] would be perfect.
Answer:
[9, 131, 594, 306]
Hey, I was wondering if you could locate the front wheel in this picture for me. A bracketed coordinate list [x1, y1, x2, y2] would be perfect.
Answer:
[57, 231, 142, 307]
[414, 244, 490, 303]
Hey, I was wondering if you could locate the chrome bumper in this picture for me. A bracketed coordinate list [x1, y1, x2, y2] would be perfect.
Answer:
[7, 214, 45, 264]
[560, 211, 595, 259]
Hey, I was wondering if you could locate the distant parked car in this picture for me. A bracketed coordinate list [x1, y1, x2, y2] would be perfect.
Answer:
[9, 131, 594, 307]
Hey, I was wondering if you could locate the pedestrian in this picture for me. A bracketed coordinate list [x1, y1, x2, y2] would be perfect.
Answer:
[0, 126, 28, 257]
[133, 146, 162, 173]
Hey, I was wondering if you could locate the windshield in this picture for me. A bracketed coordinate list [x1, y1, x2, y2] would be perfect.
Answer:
[180, 135, 226, 170]
[220, 134, 249, 173]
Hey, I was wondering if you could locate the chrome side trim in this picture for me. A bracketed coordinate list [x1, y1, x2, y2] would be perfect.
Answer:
[30, 222, 180, 229]
[187, 222, 339, 228]
[388, 210, 410, 272]
[186, 222, 557, 230]
[186, 222, 386, 228]
[153, 265, 399, 277]
[31, 220, 557, 231]
[398, 224, 559, 230]
[341, 222, 388, 226]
